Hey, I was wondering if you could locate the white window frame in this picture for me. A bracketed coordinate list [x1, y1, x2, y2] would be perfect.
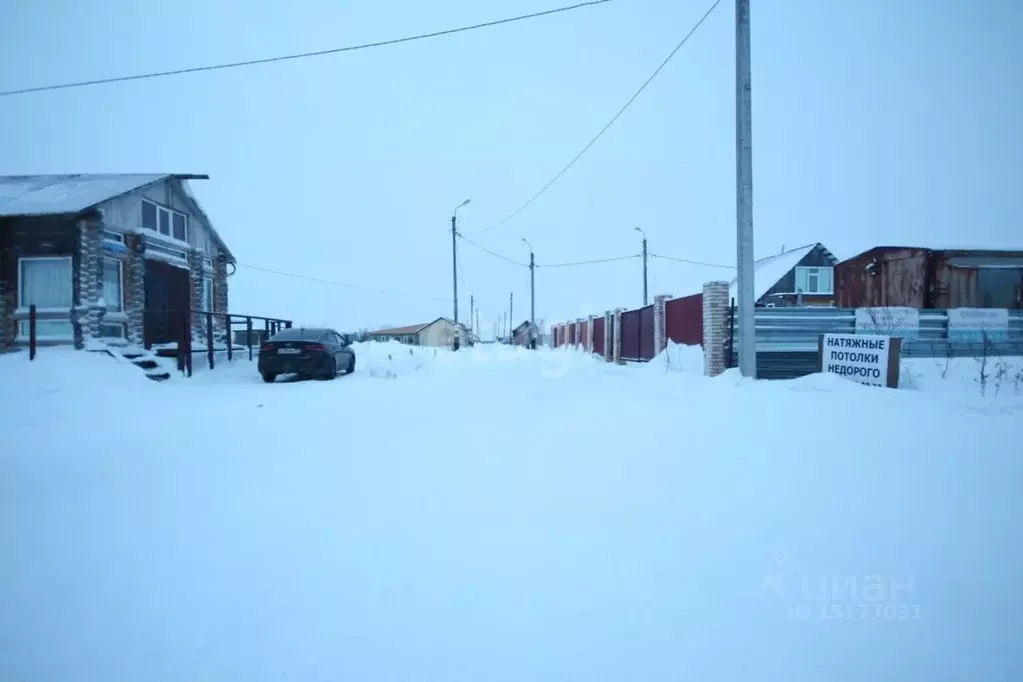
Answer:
[17, 256, 74, 340]
[201, 276, 214, 313]
[794, 266, 834, 295]
[17, 256, 73, 314]
[141, 199, 189, 245]
[102, 257, 125, 315]
[99, 321, 126, 339]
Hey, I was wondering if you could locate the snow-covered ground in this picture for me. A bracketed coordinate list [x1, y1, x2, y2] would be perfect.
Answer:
[1, 343, 1021, 681]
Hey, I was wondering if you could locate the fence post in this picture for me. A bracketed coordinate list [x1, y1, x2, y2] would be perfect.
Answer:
[185, 316, 193, 378]
[603, 310, 613, 362]
[206, 312, 215, 370]
[727, 297, 736, 368]
[247, 317, 254, 361]
[653, 294, 672, 356]
[702, 281, 731, 377]
[613, 308, 625, 364]
[585, 315, 595, 353]
[225, 314, 233, 362]
[29, 304, 36, 360]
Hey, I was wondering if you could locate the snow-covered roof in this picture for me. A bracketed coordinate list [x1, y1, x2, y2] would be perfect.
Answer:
[729, 243, 819, 302]
[0, 174, 168, 217]
[370, 317, 468, 336]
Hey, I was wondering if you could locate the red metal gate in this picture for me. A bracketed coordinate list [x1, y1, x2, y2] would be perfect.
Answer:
[665, 293, 703, 346]
[639, 304, 654, 360]
[620, 309, 641, 361]
[568, 322, 576, 346]
[592, 316, 605, 357]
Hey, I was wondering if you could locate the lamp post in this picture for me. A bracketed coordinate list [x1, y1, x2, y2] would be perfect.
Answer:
[634, 226, 648, 306]
[451, 198, 470, 351]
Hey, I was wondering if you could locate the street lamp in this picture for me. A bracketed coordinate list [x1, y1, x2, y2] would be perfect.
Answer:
[451, 199, 471, 350]
[634, 226, 648, 306]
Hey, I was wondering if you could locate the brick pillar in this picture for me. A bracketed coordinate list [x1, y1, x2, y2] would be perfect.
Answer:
[213, 254, 229, 343]
[187, 249, 206, 341]
[702, 281, 730, 377]
[612, 308, 624, 364]
[576, 319, 584, 347]
[73, 215, 104, 349]
[603, 310, 612, 362]
[123, 234, 146, 345]
[653, 293, 672, 356]
[586, 315, 596, 353]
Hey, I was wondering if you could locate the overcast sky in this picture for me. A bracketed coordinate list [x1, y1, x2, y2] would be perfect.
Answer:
[2, 0, 1019, 336]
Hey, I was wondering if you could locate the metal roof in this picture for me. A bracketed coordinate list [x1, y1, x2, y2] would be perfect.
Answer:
[0, 174, 169, 217]
[0, 173, 235, 263]
[369, 318, 468, 336]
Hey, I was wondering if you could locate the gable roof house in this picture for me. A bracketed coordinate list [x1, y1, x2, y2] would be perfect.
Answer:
[0, 174, 236, 353]
[729, 242, 839, 307]
[368, 317, 468, 347]
[510, 320, 538, 345]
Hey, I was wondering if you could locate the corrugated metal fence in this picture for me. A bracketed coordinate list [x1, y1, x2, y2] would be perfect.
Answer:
[731, 308, 1023, 379]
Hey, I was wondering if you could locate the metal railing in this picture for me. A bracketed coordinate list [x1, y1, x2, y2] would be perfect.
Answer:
[21, 305, 293, 377]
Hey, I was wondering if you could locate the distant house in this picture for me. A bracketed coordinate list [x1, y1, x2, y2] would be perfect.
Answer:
[730, 242, 839, 307]
[368, 317, 468, 347]
[510, 320, 537, 346]
[835, 246, 1023, 309]
[0, 174, 236, 352]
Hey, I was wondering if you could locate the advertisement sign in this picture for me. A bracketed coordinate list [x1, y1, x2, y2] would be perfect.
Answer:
[817, 333, 901, 388]
[946, 308, 1009, 343]
[854, 307, 920, 339]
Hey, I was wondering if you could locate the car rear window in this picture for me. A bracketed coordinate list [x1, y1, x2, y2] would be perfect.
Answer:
[270, 328, 325, 342]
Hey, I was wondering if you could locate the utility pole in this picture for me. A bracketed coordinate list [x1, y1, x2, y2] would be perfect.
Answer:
[451, 215, 458, 325]
[530, 252, 535, 326]
[509, 292, 514, 341]
[470, 294, 474, 335]
[635, 226, 648, 306]
[735, 0, 756, 378]
[475, 308, 480, 343]
[642, 236, 648, 306]
[521, 238, 536, 329]
[451, 199, 470, 351]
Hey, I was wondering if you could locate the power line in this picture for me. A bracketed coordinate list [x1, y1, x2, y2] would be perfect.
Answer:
[468, 0, 722, 236]
[650, 253, 734, 269]
[0, 0, 612, 98]
[235, 262, 449, 302]
[540, 254, 640, 268]
[457, 234, 529, 267]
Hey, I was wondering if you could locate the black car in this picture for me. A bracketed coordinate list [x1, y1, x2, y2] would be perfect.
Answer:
[257, 327, 356, 383]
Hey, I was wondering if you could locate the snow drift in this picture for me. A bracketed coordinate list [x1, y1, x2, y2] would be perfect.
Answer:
[1, 345, 1020, 681]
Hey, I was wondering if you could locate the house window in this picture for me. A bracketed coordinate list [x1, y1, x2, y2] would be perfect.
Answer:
[17, 256, 74, 339]
[103, 258, 123, 313]
[202, 276, 214, 312]
[795, 266, 833, 294]
[99, 322, 126, 339]
[141, 199, 188, 243]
